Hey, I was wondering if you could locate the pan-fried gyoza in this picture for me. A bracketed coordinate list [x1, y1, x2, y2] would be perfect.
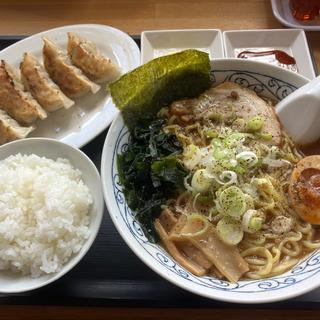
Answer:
[20, 52, 74, 112]
[67, 32, 119, 83]
[0, 60, 47, 125]
[42, 37, 100, 98]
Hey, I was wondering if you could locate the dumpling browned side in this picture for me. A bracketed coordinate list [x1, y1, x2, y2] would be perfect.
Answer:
[21, 53, 74, 112]
[0, 60, 47, 125]
[0, 109, 34, 145]
[42, 37, 100, 98]
[67, 32, 120, 83]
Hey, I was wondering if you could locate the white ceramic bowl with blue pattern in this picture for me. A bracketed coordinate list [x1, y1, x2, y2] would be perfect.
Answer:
[101, 59, 315, 304]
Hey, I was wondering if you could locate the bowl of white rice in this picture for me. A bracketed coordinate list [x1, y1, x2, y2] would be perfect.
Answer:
[0, 138, 104, 293]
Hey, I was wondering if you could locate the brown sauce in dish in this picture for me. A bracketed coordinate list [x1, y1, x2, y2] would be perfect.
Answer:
[236, 49, 298, 73]
[237, 50, 296, 65]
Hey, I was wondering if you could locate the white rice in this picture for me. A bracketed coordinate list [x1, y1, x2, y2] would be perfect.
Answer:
[0, 153, 92, 277]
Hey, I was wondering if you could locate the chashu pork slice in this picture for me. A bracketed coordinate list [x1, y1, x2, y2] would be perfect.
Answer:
[0, 109, 34, 145]
[172, 82, 282, 145]
[0, 60, 47, 125]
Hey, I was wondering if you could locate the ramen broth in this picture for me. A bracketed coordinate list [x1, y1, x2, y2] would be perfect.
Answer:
[301, 140, 320, 156]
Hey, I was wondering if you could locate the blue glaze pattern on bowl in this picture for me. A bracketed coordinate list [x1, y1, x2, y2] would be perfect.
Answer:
[211, 69, 297, 100]
[103, 60, 317, 303]
[112, 127, 320, 293]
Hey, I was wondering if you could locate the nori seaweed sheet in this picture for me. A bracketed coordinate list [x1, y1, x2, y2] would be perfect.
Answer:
[109, 49, 211, 131]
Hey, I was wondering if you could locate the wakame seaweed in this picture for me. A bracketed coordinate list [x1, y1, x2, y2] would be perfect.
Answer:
[117, 119, 188, 242]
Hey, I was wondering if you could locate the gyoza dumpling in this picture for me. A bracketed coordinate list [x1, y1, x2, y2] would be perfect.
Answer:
[20, 53, 74, 112]
[0, 109, 34, 145]
[67, 32, 120, 83]
[0, 60, 47, 125]
[43, 37, 100, 98]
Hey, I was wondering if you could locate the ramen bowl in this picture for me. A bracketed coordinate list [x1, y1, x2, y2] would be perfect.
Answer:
[101, 58, 315, 303]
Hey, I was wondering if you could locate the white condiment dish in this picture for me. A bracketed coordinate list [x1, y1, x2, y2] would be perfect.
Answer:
[141, 29, 224, 64]
[0, 138, 104, 293]
[223, 29, 316, 80]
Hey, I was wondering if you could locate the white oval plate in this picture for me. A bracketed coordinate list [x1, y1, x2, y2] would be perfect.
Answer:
[0, 24, 140, 148]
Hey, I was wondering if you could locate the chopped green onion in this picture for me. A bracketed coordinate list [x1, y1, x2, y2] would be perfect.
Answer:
[249, 217, 263, 231]
[216, 217, 244, 245]
[269, 146, 280, 159]
[257, 132, 273, 141]
[244, 194, 255, 210]
[218, 186, 246, 219]
[246, 116, 264, 132]
[216, 158, 239, 171]
[219, 170, 238, 185]
[236, 151, 258, 168]
[191, 169, 212, 193]
[242, 209, 264, 233]
[184, 174, 194, 192]
[224, 132, 246, 148]
[183, 144, 199, 159]
[208, 206, 219, 221]
[205, 130, 218, 138]
[241, 183, 258, 198]
[233, 164, 247, 175]
[213, 148, 234, 160]
[183, 144, 201, 170]
[254, 178, 274, 195]
[211, 138, 223, 148]
[253, 178, 279, 209]
[180, 214, 209, 237]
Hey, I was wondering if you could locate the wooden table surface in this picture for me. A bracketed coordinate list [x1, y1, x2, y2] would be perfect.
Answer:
[0, 0, 320, 319]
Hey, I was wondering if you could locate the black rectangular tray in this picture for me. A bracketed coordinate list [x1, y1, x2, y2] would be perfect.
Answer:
[0, 35, 319, 309]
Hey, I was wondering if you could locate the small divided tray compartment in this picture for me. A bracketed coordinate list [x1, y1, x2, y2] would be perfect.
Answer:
[141, 28, 317, 79]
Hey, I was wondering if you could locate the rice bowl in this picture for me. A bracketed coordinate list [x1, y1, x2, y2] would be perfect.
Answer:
[0, 154, 92, 277]
[0, 138, 103, 293]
